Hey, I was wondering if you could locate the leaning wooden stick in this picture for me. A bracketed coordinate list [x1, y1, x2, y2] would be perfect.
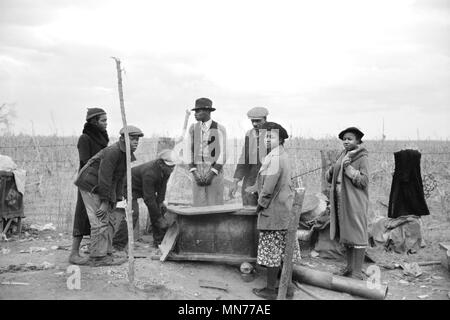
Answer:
[277, 187, 306, 300]
[111, 56, 135, 285]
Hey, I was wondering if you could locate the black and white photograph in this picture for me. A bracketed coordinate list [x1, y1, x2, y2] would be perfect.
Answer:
[0, 0, 449, 304]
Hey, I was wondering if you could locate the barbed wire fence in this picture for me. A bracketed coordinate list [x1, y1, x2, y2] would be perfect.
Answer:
[1, 138, 450, 230]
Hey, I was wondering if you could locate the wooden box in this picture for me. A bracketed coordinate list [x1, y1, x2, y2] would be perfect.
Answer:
[165, 203, 258, 264]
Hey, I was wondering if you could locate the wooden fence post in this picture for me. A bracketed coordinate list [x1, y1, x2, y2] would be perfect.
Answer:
[112, 57, 135, 285]
[277, 187, 305, 300]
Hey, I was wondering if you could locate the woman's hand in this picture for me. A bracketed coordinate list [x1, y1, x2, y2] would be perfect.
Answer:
[342, 154, 351, 168]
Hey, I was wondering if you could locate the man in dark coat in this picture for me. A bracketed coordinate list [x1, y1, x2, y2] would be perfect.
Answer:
[229, 107, 268, 206]
[388, 149, 430, 218]
[113, 149, 178, 249]
[188, 97, 227, 206]
[70, 107, 109, 265]
[74, 125, 143, 267]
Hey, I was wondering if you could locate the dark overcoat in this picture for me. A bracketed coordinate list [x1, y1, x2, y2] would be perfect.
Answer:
[388, 149, 430, 218]
[233, 128, 268, 205]
[326, 146, 369, 246]
[73, 123, 108, 237]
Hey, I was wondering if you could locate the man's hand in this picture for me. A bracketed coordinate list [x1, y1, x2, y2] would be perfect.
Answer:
[228, 179, 240, 199]
[203, 170, 216, 186]
[159, 202, 167, 215]
[96, 201, 109, 219]
[192, 170, 204, 186]
[256, 204, 264, 214]
[245, 183, 258, 194]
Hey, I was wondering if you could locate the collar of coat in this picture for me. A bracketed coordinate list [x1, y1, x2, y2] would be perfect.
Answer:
[82, 122, 109, 148]
[118, 140, 137, 162]
[339, 144, 369, 162]
[259, 145, 285, 173]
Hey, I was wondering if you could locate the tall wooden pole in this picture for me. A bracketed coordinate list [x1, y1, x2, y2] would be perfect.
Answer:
[112, 57, 135, 284]
[277, 187, 305, 300]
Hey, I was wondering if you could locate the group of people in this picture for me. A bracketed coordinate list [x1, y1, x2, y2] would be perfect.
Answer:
[68, 98, 370, 300]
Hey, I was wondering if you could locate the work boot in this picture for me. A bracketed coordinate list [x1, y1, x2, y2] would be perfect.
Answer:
[334, 247, 353, 277]
[351, 248, 366, 280]
[89, 255, 127, 267]
[252, 287, 277, 300]
[68, 254, 90, 265]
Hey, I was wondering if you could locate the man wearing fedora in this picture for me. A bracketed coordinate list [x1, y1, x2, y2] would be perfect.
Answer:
[74, 125, 143, 266]
[229, 107, 269, 206]
[188, 97, 227, 206]
[112, 149, 179, 249]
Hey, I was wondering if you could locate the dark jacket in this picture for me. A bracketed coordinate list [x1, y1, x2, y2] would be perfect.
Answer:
[326, 146, 369, 246]
[129, 159, 172, 217]
[74, 140, 136, 204]
[255, 146, 294, 230]
[188, 120, 227, 172]
[233, 128, 267, 205]
[77, 123, 109, 169]
[388, 149, 430, 218]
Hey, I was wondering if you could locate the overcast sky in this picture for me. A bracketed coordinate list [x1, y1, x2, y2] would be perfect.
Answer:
[1, 0, 449, 139]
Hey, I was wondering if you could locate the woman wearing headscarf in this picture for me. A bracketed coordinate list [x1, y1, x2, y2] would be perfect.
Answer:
[248, 122, 301, 300]
[325, 127, 369, 280]
[69, 107, 109, 265]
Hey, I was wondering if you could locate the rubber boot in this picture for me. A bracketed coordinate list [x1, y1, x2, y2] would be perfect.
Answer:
[334, 246, 353, 277]
[253, 267, 278, 300]
[351, 248, 365, 280]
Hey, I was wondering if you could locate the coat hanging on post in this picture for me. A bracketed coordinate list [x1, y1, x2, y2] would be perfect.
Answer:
[388, 149, 430, 218]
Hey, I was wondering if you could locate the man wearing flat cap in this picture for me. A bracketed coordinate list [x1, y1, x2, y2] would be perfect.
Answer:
[229, 107, 269, 206]
[188, 97, 227, 206]
[74, 125, 143, 266]
[113, 149, 179, 249]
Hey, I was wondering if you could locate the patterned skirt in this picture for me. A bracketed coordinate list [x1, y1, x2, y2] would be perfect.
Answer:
[256, 230, 302, 267]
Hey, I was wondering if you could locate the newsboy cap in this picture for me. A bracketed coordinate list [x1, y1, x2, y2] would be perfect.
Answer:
[191, 97, 216, 111]
[247, 107, 269, 119]
[338, 127, 364, 141]
[157, 149, 180, 166]
[119, 125, 144, 137]
[262, 122, 289, 140]
[86, 107, 106, 121]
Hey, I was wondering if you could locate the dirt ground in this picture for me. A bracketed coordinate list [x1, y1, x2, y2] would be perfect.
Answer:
[1, 224, 449, 301]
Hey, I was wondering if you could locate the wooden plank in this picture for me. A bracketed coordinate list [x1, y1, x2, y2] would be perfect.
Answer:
[278, 188, 306, 300]
[159, 222, 180, 262]
[154, 252, 256, 264]
[167, 203, 244, 216]
[199, 279, 229, 292]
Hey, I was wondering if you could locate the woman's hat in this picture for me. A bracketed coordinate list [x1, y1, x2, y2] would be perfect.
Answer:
[86, 107, 106, 121]
[261, 122, 289, 140]
[338, 127, 364, 140]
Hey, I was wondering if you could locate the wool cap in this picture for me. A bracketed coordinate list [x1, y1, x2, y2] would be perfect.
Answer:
[338, 127, 364, 141]
[262, 122, 289, 140]
[191, 97, 215, 111]
[119, 125, 144, 137]
[86, 107, 106, 121]
[247, 107, 269, 119]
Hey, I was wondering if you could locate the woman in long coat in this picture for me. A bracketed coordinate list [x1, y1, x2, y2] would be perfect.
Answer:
[325, 127, 369, 280]
[69, 107, 109, 265]
[249, 122, 301, 300]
